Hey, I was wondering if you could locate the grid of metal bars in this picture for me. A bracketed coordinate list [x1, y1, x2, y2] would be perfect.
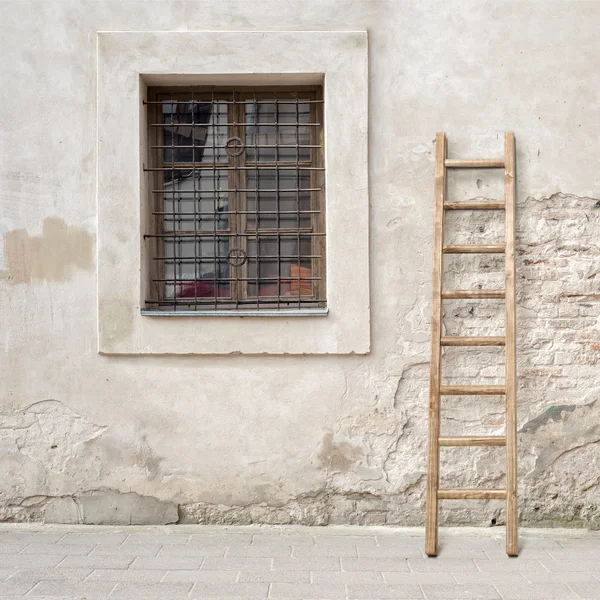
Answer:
[143, 86, 326, 312]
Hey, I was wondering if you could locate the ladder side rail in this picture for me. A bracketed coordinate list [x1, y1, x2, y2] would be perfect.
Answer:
[425, 132, 446, 557]
[504, 132, 518, 556]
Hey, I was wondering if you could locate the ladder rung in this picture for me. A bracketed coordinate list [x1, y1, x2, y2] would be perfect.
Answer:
[441, 336, 505, 346]
[440, 385, 505, 395]
[442, 290, 505, 299]
[439, 436, 506, 447]
[438, 489, 507, 500]
[444, 201, 505, 210]
[445, 159, 505, 169]
[443, 245, 505, 254]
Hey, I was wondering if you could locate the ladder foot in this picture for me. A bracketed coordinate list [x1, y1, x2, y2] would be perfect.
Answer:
[425, 540, 438, 557]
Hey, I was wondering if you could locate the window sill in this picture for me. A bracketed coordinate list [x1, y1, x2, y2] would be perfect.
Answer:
[141, 309, 329, 318]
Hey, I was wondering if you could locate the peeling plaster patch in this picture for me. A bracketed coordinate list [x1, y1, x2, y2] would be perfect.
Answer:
[78, 489, 178, 525]
[521, 400, 600, 476]
[3, 496, 81, 524]
[4, 490, 178, 525]
[180, 493, 330, 526]
[43, 496, 80, 524]
[520, 404, 578, 433]
[394, 361, 429, 408]
[0, 400, 107, 473]
[1, 217, 94, 284]
[0, 400, 108, 521]
[179, 487, 490, 527]
[319, 403, 414, 492]
[0, 400, 106, 476]
[179, 491, 392, 526]
[0, 401, 179, 525]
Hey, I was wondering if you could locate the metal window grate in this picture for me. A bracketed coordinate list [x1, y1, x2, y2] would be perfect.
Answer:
[143, 86, 326, 312]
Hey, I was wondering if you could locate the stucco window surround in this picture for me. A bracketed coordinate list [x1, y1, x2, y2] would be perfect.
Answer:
[97, 31, 369, 355]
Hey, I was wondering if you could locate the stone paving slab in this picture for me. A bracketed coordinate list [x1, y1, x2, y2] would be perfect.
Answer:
[0, 524, 599, 598]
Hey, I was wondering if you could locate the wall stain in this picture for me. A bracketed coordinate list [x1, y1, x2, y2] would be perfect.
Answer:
[520, 404, 578, 433]
[98, 296, 135, 346]
[521, 399, 600, 477]
[2, 217, 94, 284]
[317, 431, 362, 473]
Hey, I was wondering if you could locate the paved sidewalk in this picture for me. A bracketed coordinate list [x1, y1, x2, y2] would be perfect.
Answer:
[0, 525, 599, 598]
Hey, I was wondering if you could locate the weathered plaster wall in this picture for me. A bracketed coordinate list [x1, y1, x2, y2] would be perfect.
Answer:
[1, 0, 599, 528]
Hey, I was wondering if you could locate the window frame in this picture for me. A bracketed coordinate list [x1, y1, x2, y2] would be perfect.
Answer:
[145, 85, 326, 313]
[97, 30, 369, 355]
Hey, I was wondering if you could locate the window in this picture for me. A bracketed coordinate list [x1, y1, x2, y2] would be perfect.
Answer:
[98, 30, 368, 354]
[144, 86, 325, 313]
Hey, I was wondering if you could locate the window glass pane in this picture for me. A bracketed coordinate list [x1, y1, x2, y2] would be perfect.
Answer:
[163, 169, 229, 231]
[247, 236, 313, 298]
[162, 100, 228, 163]
[164, 236, 230, 300]
[246, 169, 311, 230]
[245, 100, 311, 162]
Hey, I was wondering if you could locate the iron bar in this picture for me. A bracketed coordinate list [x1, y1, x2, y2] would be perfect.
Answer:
[296, 95, 302, 307]
[212, 87, 218, 310]
[145, 232, 324, 238]
[253, 89, 260, 308]
[155, 210, 321, 216]
[152, 255, 322, 261]
[150, 122, 321, 127]
[153, 276, 321, 283]
[144, 99, 324, 105]
[191, 89, 198, 299]
[145, 297, 327, 305]
[232, 88, 239, 310]
[170, 90, 177, 311]
[275, 91, 281, 308]
[144, 166, 324, 171]
[152, 188, 322, 194]
[151, 144, 322, 149]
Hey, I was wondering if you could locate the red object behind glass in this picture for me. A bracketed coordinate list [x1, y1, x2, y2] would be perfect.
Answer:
[176, 265, 312, 299]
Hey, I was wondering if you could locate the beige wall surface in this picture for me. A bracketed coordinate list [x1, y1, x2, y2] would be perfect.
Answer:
[1, 0, 599, 527]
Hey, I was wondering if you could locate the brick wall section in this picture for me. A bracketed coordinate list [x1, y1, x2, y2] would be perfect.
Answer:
[179, 193, 600, 528]
[432, 193, 600, 528]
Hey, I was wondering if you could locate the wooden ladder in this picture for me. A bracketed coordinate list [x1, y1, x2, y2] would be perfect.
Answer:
[425, 132, 518, 557]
